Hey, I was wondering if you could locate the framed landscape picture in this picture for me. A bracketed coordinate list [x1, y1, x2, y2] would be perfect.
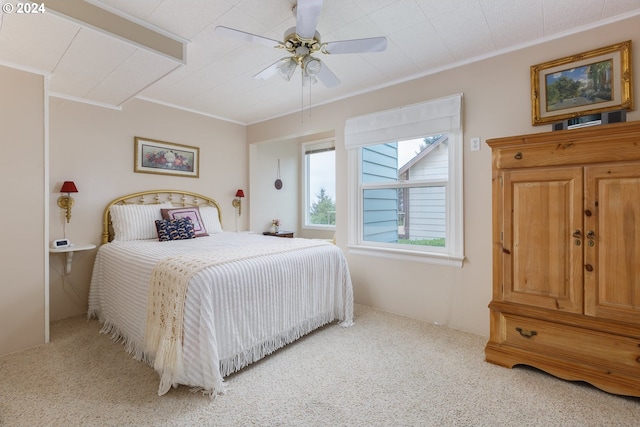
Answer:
[531, 40, 633, 125]
[134, 137, 199, 178]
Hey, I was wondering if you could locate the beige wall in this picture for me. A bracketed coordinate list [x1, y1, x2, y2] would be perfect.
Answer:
[48, 97, 247, 321]
[250, 139, 300, 234]
[0, 65, 46, 355]
[247, 15, 640, 336]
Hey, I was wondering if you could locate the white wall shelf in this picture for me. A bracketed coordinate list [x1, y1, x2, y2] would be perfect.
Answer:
[49, 243, 96, 274]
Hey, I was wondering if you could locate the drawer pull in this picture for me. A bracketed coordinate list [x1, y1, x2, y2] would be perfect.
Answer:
[514, 152, 523, 160]
[516, 327, 538, 338]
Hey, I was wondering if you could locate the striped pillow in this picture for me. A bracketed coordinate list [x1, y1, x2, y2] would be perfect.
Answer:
[200, 206, 223, 233]
[110, 202, 173, 241]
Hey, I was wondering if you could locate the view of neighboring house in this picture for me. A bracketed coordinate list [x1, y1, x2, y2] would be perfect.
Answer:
[363, 135, 448, 246]
[399, 136, 448, 243]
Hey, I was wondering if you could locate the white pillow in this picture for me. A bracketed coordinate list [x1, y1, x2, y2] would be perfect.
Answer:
[110, 202, 173, 241]
[200, 206, 223, 233]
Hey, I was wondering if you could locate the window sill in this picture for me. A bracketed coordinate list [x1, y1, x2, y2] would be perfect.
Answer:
[302, 225, 336, 231]
[347, 244, 464, 267]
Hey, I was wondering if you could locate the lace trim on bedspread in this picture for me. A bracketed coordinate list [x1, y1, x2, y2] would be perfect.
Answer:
[143, 238, 329, 396]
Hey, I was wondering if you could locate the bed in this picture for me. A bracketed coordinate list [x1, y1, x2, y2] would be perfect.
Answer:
[87, 190, 354, 396]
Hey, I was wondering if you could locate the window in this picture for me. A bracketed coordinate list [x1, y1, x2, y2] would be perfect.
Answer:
[303, 139, 336, 229]
[345, 94, 464, 266]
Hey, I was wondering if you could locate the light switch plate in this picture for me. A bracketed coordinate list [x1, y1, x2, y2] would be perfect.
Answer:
[470, 137, 481, 151]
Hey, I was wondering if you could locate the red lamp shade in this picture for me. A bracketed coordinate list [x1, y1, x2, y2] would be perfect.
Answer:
[235, 189, 245, 198]
[60, 181, 78, 193]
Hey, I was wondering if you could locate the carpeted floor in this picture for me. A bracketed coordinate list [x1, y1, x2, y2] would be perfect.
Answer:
[1, 304, 639, 426]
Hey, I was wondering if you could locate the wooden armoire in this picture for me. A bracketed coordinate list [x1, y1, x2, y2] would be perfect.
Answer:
[485, 121, 640, 397]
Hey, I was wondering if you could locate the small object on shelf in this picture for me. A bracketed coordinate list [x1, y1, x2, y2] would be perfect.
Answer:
[52, 238, 71, 249]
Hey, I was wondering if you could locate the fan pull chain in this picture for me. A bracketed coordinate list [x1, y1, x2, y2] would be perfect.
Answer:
[308, 75, 312, 118]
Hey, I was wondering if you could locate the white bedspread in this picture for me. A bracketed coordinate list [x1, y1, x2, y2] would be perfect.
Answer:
[88, 232, 354, 395]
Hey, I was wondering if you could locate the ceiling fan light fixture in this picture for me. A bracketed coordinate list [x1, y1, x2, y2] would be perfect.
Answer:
[277, 58, 297, 81]
[303, 56, 321, 76]
[302, 74, 318, 87]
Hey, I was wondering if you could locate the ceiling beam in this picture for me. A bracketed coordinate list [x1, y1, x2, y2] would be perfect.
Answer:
[44, 0, 187, 63]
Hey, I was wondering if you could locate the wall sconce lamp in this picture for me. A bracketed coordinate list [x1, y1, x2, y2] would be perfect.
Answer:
[232, 189, 245, 216]
[57, 181, 78, 223]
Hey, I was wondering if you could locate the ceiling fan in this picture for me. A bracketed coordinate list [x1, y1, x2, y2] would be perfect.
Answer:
[215, 0, 387, 88]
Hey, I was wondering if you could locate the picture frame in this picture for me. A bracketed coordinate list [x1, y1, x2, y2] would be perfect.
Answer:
[531, 40, 633, 126]
[134, 137, 199, 178]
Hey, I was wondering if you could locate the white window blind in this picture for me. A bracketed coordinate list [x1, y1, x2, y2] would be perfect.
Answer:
[304, 139, 335, 155]
[344, 93, 462, 149]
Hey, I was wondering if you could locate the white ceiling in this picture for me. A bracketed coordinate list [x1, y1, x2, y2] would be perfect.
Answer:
[1, 0, 640, 125]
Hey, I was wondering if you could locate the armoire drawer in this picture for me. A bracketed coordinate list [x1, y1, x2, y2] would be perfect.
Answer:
[502, 313, 640, 374]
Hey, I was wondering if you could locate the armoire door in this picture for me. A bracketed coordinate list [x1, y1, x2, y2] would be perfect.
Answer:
[584, 163, 640, 325]
[501, 167, 584, 313]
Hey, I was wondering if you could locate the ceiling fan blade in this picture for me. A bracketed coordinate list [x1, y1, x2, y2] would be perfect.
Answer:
[215, 26, 282, 49]
[316, 61, 340, 88]
[296, 0, 323, 39]
[253, 59, 284, 80]
[253, 57, 297, 81]
[323, 37, 388, 54]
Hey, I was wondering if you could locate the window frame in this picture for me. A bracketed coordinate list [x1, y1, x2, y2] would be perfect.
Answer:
[347, 132, 464, 267]
[302, 138, 336, 231]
